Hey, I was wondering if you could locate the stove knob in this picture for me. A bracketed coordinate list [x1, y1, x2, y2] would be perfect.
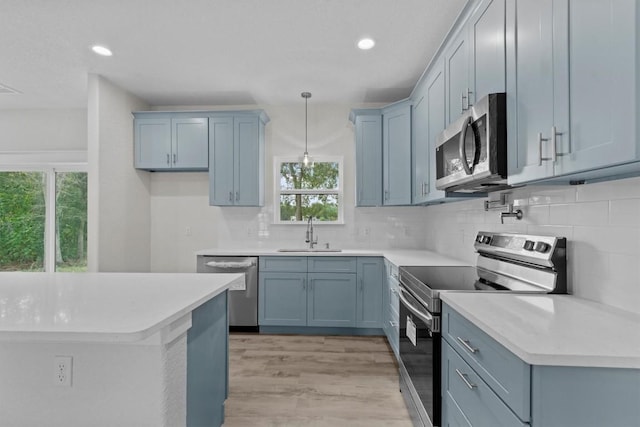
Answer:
[534, 242, 550, 253]
[476, 235, 483, 243]
[523, 240, 535, 251]
[482, 235, 492, 244]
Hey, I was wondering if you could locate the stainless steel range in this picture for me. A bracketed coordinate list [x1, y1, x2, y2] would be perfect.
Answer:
[397, 232, 567, 427]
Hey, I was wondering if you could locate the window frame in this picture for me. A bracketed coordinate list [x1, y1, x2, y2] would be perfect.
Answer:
[273, 155, 344, 225]
[0, 151, 88, 272]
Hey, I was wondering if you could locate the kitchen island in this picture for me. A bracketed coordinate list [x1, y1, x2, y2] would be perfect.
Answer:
[0, 272, 243, 427]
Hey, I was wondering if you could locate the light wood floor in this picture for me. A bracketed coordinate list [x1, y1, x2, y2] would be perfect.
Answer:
[224, 334, 413, 427]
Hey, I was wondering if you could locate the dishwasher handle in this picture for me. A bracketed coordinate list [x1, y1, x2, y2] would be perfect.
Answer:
[205, 260, 256, 269]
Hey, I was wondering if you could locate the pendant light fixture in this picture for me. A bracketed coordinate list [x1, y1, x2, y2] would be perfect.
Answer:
[301, 91, 312, 166]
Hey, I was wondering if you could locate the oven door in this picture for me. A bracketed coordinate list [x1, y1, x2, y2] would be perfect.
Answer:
[398, 284, 441, 427]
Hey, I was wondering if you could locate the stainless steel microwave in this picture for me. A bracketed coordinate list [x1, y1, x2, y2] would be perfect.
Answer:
[435, 92, 508, 193]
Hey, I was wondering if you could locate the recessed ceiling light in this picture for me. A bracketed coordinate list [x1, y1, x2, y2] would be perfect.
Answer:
[91, 45, 113, 56]
[357, 38, 375, 50]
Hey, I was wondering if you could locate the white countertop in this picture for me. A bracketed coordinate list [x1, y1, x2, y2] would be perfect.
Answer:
[441, 292, 640, 369]
[195, 248, 469, 268]
[0, 272, 243, 343]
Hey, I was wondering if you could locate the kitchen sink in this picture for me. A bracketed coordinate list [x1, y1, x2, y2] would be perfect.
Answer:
[277, 248, 342, 253]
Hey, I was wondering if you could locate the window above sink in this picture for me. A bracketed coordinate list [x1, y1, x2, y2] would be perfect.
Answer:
[273, 156, 344, 225]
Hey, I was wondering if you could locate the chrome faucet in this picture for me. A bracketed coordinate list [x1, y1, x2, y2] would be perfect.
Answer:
[305, 216, 318, 249]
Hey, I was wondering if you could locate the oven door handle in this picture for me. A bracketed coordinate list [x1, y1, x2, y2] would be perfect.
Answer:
[398, 287, 433, 329]
[458, 115, 474, 175]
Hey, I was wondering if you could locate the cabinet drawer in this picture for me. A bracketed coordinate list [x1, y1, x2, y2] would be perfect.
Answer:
[442, 342, 527, 427]
[442, 304, 530, 421]
[308, 257, 357, 273]
[259, 256, 307, 272]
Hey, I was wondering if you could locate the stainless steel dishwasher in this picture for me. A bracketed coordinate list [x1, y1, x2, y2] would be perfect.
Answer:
[197, 256, 258, 332]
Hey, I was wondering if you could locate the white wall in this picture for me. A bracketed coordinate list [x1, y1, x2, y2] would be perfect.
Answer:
[422, 178, 640, 314]
[87, 75, 152, 272]
[149, 104, 428, 272]
[0, 108, 86, 151]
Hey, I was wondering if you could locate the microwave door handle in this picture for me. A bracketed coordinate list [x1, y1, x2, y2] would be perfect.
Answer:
[458, 116, 474, 175]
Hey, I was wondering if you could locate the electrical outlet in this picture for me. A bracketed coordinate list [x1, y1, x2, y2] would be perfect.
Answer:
[185, 226, 192, 236]
[53, 356, 72, 387]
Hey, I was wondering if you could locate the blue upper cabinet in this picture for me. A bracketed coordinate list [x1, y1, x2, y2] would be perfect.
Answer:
[506, 0, 565, 184]
[134, 113, 208, 171]
[508, 0, 639, 185]
[445, 29, 470, 125]
[469, 0, 506, 101]
[209, 116, 235, 206]
[209, 111, 268, 206]
[350, 110, 383, 207]
[556, 0, 636, 176]
[445, 0, 506, 125]
[412, 81, 430, 204]
[382, 102, 412, 205]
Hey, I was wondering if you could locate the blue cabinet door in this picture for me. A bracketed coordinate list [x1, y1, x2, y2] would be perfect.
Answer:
[235, 115, 262, 206]
[187, 291, 228, 427]
[506, 0, 558, 184]
[412, 81, 430, 204]
[307, 273, 357, 327]
[172, 118, 209, 170]
[555, 0, 636, 176]
[424, 61, 451, 203]
[354, 113, 383, 206]
[468, 0, 506, 103]
[445, 29, 470, 125]
[134, 118, 172, 169]
[356, 257, 383, 328]
[258, 272, 307, 326]
[383, 103, 412, 206]
[209, 116, 235, 206]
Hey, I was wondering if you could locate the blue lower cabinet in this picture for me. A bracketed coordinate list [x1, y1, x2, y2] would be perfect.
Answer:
[187, 291, 228, 427]
[442, 303, 640, 426]
[356, 257, 383, 328]
[258, 272, 307, 326]
[442, 342, 527, 427]
[307, 273, 357, 327]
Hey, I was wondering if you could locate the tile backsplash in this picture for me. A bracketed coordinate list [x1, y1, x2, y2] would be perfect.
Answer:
[422, 176, 640, 314]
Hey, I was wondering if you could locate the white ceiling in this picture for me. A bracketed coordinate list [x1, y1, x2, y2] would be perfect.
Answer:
[0, 0, 468, 109]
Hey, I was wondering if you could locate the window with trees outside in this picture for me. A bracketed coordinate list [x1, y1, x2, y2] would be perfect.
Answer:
[275, 156, 343, 224]
[0, 158, 87, 272]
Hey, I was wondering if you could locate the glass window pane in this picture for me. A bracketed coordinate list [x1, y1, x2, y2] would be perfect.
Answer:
[280, 162, 339, 190]
[0, 172, 46, 271]
[55, 172, 88, 272]
[279, 194, 338, 222]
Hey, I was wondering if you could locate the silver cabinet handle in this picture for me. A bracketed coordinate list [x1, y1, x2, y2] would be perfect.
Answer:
[457, 336, 478, 354]
[384, 190, 389, 201]
[229, 191, 233, 202]
[461, 92, 467, 112]
[302, 278, 306, 290]
[173, 153, 177, 164]
[455, 369, 477, 390]
[235, 191, 239, 201]
[458, 116, 474, 175]
[538, 132, 552, 166]
[166, 153, 170, 165]
[309, 279, 314, 291]
[466, 88, 473, 110]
